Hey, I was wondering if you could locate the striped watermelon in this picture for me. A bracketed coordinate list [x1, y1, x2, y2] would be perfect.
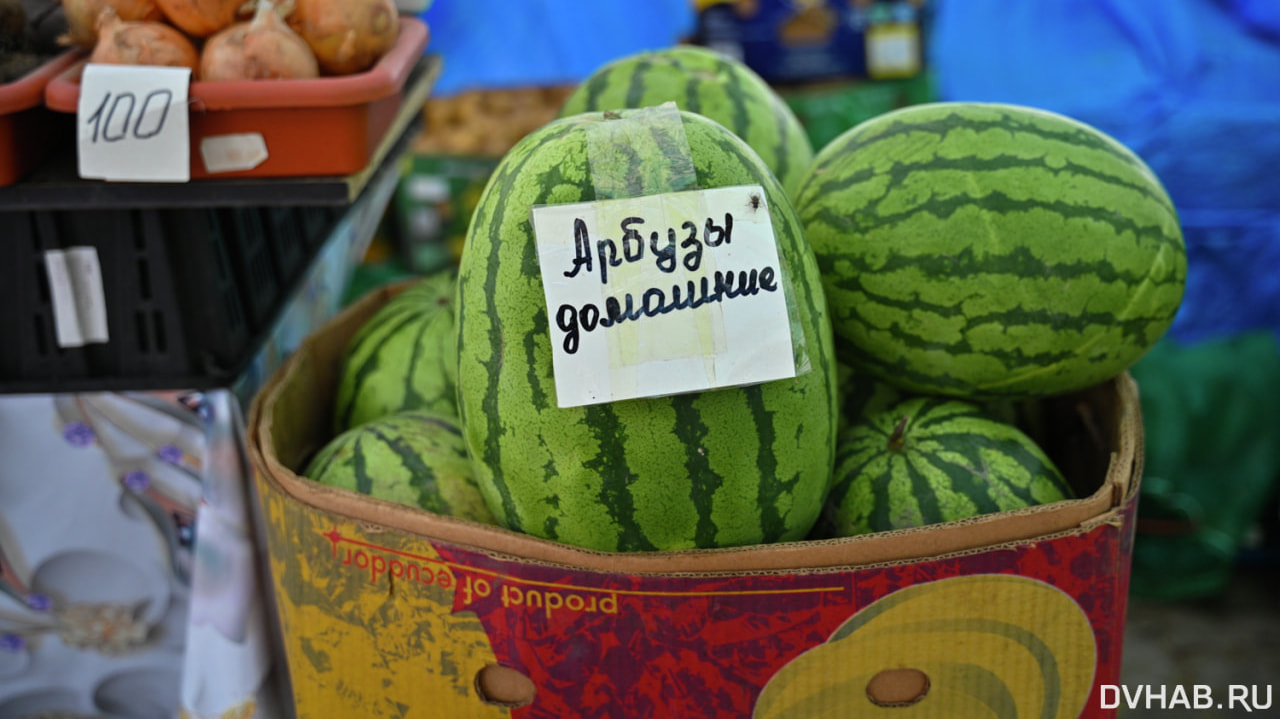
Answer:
[795, 102, 1187, 399]
[817, 397, 1073, 537]
[456, 108, 838, 552]
[306, 410, 496, 524]
[333, 270, 459, 432]
[558, 45, 814, 198]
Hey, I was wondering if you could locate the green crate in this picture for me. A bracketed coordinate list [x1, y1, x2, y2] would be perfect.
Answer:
[391, 154, 501, 274]
[782, 73, 935, 153]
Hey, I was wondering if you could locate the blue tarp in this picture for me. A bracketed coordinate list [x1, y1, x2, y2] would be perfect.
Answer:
[929, 0, 1280, 343]
[419, 0, 697, 97]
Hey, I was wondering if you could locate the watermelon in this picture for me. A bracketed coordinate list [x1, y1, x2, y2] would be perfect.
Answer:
[455, 108, 838, 552]
[795, 102, 1187, 399]
[333, 271, 459, 432]
[558, 45, 814, 198]
[817, 397, 1073, 537]
[306, 410, 496, 524]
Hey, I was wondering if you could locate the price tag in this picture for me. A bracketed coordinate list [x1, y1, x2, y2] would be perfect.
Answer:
[200, 133, 269, 174]
[533, 185, 798, 408]
[77, 64, 191, 182]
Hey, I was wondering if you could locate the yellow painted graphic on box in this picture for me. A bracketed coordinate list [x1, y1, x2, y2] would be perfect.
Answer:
[754, 574, 1097, 719]
[256, 472, 507, 719]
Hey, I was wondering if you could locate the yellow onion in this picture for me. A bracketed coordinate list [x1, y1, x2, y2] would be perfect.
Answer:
[89, 7, 200, 75]
[200, 0, 318, 80]
[286, 0, 398, 76]
[61, 0, 162, 48]
[154, 0, 243, 37]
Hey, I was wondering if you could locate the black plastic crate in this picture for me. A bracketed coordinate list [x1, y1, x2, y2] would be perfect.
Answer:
[265, 207, 308, 282]
[0, 205, 339, 391]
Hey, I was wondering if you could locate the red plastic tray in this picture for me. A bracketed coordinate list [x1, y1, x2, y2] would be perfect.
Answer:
[0, 50, 83, 186]
[45, 18, 429, 180]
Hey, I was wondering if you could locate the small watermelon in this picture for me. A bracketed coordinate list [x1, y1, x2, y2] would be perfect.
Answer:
[558, 45, 814, 198]
[795, 102, 1187, 400]
[818, 397, 1074, 537]
[306, 411, 496, 524]
[333, 270, 459, 432]
[456, 108, 838, 553]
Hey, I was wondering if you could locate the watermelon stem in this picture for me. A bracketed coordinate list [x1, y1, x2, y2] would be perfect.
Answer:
[888, 415, 910, 452]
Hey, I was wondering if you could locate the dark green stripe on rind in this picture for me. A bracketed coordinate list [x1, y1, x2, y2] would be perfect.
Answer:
[709, 51, 752, 140]
[746, 386, 784, 543]
[670, 394, 717, 548]
[583, 404, 656, 552]
[400, 315, 438, 411]
[365, 424, 442, 513]
[805, 192, 1180, 257]
[351, 435, 374, 495]
[623, 58, 654, 109]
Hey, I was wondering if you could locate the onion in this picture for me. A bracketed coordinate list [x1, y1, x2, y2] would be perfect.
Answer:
[285, 0, 398, 76]
[89, 7, 200, 75]
[61, 0, 163, 48]
[200, 0, 317, 81]
[153, 0, 243, 37]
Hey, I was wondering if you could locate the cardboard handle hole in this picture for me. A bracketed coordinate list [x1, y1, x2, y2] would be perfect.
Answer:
[866, 668, 930, 707]
[475, 664, 536, 708]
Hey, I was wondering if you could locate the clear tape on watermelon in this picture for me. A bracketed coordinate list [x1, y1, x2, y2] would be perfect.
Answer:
[568, 102, 813, 398]
[584, 102, 698, 200]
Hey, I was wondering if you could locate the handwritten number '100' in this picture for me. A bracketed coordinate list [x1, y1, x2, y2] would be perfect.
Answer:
[85, 90, 173, 143]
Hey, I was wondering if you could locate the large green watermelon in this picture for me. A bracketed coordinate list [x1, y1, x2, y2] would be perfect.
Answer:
[306, 410, 496, 524]
[456, 108, 838, 552]
[818, 397, 1074, 537]
[795, 102, 1187, 399]
[558, 45, 814, 198]
[333, 270, 459, 432]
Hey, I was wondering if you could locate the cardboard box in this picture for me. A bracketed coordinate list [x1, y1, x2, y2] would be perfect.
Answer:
[248, 285, 1143, 719]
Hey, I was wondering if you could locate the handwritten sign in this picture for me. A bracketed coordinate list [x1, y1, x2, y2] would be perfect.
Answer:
[77, 64, 191, 182]
[532, 185, 797, 408]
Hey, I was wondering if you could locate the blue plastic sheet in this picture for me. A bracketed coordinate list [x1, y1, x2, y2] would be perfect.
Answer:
[928, 0, 1280, 343]
[419, 0, 697, 97]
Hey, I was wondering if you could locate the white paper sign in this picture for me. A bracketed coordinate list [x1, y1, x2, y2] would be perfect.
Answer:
[78, 64, 191, 182]
[44, 247, 110, 348]
[532, 185, 797, 408]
